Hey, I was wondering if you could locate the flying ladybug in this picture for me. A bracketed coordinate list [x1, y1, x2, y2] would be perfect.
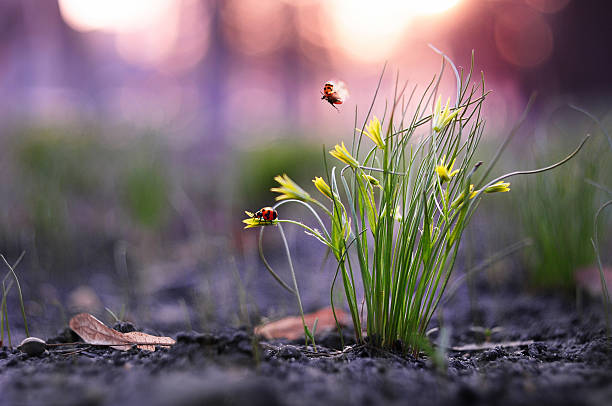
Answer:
[321, 80, 349, 111]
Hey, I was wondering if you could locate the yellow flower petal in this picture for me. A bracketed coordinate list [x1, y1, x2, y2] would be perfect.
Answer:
[243, 216, 277, 229]
[451, 184, 476, 209]
[313, 176, 334, 200]
[358, 116, 385, 149]
[270, 174, 312, 202]
[330, 142, 359, 168]
[484, 181, 511, 193]
[433, 96, 461, 132]
[436, 154, 459, 183]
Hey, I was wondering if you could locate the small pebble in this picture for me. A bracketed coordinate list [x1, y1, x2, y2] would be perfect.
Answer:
[17, 337, 47, 357]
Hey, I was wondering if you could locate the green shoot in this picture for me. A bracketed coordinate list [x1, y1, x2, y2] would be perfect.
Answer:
[2, 281, 12, 347]
[1, 252, 28, 346]
[592, 201, 611, 337]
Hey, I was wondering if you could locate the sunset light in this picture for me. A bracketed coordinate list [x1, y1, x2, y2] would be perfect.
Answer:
[58, 0, 463, 65]
[327, 0, 462, 61]
[408, 0, 462, 15]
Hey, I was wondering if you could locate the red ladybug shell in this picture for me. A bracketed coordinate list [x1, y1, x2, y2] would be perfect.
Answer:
[323, 82, 334, 96]
[256, 207, 278, 221]
[321, 80, 348, 107]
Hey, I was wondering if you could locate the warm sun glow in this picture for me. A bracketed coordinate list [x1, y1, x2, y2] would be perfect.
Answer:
[58, 0, 174, 32]
[327, 0, 462, 62]
[409, 0, 462, 15]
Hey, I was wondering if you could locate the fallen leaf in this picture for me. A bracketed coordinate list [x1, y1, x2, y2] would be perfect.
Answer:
[113, 331, 176, 351]
[69, 313, 127, 345]
[69, 313, 175, 352]
[254, 307, 351, 340]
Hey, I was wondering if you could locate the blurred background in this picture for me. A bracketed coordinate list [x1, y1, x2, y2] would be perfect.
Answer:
[0, 0, 611, 338]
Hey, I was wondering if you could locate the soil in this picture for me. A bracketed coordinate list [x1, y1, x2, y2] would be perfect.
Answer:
[1, 285, 611, 406]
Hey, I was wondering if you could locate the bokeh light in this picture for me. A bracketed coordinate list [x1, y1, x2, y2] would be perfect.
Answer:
[224, 0, 287, 56]
[58, 0, 175, 32]
[59, 0, 209, 70]
[494, 6, 553, 68]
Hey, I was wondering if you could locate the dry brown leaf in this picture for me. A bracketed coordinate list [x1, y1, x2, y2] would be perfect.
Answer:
[113, 331, 176, 351]
[69, 313, 175, 352]
[254, 307, 351, 340]
[69, 313, 129, 346]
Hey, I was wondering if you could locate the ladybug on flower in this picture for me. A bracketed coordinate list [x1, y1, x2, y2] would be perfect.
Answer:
[243, 207, 278, 228]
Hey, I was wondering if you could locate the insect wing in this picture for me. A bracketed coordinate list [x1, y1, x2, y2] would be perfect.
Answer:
[333, 81, 349, 103]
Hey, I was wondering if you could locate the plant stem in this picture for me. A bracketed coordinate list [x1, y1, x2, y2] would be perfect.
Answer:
[1, 254, 29, 338]
[277, 224, 315, 348]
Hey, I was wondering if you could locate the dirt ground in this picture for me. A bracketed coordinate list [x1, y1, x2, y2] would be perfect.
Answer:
[1, 280, 611, 406]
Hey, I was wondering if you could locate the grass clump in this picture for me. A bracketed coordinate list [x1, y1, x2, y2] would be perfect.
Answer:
[245, 52, 588, 353]
[519, 130, 610, 291]
[570, 106, 612, 335]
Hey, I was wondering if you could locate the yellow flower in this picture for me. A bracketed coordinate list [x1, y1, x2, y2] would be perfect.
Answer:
[313, 176, 334, 200]
[363, 174, 382, 189]
[436, 154, 459, 183]
[433, 96, 461, 132]
[450, 181, 510, 210]
[484, 181, 511, 193]
[242, 211, 277, 229]
[330, 142, 359, 168]
[270, 174, 312, 202]
[358, 116, 385, 149]
[450, 184, 477, 209]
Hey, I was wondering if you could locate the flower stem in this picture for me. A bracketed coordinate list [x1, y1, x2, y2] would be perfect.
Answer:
[277, 224, 316, 348]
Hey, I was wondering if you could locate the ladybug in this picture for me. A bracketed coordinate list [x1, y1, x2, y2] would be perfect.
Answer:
[321, 80, 349, 111]
[255, 207, 278, 222]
